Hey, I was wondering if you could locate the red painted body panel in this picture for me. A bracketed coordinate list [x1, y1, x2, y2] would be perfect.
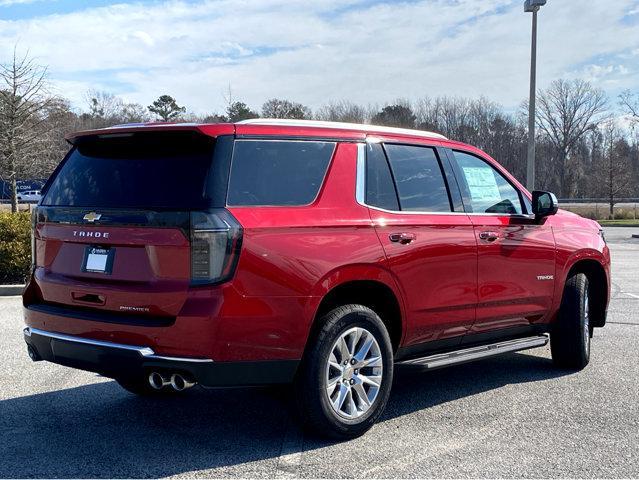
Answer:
[226, 142, 396, 357]
[546, 209, 611, 317]
[369, 211, 477, 346]
[34, 224, 191, 316]
[25, 121, 611, 368]
[469, 215, 556, 332]
[65, 123, 235, 143]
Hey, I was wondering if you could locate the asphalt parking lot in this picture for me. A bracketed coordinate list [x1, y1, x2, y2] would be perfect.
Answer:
[1, 228, 638, 478]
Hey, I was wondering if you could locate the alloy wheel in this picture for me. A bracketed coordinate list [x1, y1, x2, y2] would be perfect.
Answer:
[324, 327, 383, 419]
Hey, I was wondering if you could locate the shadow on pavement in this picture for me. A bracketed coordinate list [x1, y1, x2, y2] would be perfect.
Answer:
[0, 351, 568, 478]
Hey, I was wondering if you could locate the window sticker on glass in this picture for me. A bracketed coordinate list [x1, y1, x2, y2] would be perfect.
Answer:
[461, 166, 500, 202]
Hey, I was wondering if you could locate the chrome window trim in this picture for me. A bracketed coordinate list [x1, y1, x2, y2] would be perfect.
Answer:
[24, 327, 214, 363]
[356, 142, 536, 219]
[356, 143, 366, 205]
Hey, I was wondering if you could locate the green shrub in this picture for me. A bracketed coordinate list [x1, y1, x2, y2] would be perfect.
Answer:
[0, 212, 31, 284]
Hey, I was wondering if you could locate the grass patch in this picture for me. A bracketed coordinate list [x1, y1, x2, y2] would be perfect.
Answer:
[597, 219, 639, 227]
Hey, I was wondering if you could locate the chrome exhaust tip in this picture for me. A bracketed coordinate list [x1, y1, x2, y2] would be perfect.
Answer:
[148, 372, 170, 390]
[170, 373, 195, 391]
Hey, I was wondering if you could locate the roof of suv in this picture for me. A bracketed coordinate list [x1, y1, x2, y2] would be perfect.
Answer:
[66, 119, 448, 143]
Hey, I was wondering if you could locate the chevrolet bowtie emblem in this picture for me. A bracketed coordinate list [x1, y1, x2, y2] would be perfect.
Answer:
[83, 212, 102, 223]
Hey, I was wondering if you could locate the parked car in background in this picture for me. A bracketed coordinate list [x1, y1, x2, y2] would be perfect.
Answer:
[23, 119, 610, 438]
[17, 190, 42, 203]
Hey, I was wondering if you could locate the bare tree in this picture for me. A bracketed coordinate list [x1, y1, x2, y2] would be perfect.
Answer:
[119, 102, 150, 124]
[27, 97, 76, 178]
[619, 90, 639, 124]
[315, 100, 370, 123]
[0, 48, 54, 212]
[262, 98, 311, 119]
[415, 96, 470, 138]
[84, 90, 122, 127]
[594, 121, 633, 217]
[415, 96, 528, 180]
[535, 79, 608, 197]
[81, 90, 149, 128]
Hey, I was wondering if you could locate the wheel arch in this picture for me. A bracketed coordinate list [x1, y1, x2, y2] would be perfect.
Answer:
[306, 275, 405, 354]
[565, 258, 609, 328]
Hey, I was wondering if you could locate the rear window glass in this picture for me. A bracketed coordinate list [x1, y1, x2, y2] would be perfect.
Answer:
[42, 132, 216, 209]
[384, 144, 451, 212]
[227, 140, 335, 206]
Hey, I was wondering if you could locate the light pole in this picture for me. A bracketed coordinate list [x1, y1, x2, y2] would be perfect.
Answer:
[524, 0, 546, 192]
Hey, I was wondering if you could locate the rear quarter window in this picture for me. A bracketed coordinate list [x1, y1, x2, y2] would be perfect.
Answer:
[227, 140, 335, 206]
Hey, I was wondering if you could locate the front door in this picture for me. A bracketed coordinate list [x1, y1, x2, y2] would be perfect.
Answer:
[450, 149, 556, 341]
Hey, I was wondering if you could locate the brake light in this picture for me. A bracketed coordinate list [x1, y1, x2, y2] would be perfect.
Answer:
[190, 209, 242, 285]
[30, 209, 37, 268]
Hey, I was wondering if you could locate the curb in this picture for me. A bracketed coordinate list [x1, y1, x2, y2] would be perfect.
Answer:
[0, 284, 25, 296]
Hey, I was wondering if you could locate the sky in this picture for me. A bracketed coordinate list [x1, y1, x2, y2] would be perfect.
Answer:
[0, 0, 638, 116]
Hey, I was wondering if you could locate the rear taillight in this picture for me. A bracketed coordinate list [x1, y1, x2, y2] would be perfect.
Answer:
[30, 209, 37, 268]
[190, 209, 242, 285]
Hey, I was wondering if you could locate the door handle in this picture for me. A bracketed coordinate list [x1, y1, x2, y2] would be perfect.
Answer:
[479, 231, 500, 242]
[389, 232, 416, 245]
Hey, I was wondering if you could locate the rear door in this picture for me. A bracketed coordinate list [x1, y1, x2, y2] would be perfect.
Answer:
[31, 130, 228, 320]
[449, 149, 556, 340]
[363, 141, 477, 353]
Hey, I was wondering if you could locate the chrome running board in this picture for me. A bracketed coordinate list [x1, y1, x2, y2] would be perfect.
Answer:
[398, 334, 549, 370]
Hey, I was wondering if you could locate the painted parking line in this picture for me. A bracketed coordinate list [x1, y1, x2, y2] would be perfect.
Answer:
[274, 418, 304, 479]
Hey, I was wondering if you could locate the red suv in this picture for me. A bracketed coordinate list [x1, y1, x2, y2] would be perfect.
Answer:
[23, 119, 610, 438]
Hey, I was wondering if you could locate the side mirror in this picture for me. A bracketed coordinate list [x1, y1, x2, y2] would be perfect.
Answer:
[532, 190, 558, 218]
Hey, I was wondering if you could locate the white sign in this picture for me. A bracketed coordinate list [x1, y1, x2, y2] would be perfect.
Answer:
[86, 248, 109, 272]
[462, 166, 501, 202]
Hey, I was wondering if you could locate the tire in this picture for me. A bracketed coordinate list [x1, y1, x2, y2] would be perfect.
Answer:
[294, 304, 394, 439]
[551, 272, 591, 370]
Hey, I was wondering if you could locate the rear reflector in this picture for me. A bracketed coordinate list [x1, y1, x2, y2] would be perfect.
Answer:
[190, 209, 242, 285]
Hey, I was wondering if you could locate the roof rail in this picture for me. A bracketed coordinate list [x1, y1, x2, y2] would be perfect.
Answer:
[237, 118, 447, 140]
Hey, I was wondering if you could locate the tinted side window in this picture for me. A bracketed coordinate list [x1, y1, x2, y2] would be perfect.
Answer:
[453, 150, 523, 215]
[384, 144, 451, 212]
[227, 140, 335, 206]
[365, 143, 399, 211]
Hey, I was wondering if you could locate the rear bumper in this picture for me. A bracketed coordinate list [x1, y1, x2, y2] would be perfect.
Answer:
[23, 327, 298, 387]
